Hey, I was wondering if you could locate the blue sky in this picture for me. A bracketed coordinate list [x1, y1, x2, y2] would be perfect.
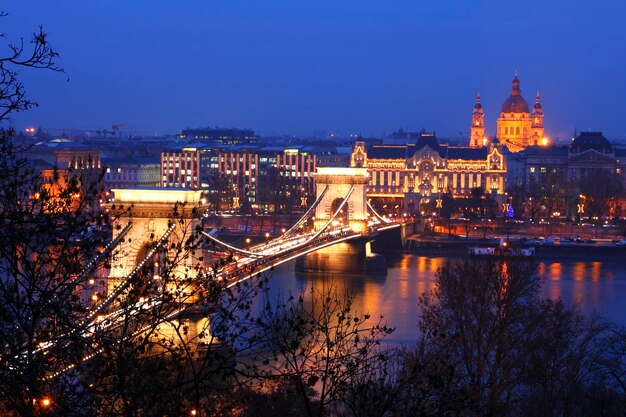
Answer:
[5, 1, 626, 141]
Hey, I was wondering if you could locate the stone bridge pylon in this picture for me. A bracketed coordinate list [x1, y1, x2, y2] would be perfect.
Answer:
[313, 167, 370, 233]
[107, 189, 208, 297]
[297, 167, 388, 275]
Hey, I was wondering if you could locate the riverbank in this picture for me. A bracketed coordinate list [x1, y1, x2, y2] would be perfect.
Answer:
[404, 234, 626, 261]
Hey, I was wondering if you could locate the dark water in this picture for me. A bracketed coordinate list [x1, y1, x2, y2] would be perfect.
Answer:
[264, 254, 626, 344]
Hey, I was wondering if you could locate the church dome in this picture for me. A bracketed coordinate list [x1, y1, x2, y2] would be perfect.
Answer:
[501, 74, 529, 114]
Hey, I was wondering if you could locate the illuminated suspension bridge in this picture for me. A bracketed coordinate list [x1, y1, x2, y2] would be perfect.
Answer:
[22, 168, 406, 379]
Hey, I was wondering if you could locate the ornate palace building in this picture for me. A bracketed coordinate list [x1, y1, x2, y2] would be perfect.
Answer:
[470, 73, 545, 152]
[350, 132, 506, 213]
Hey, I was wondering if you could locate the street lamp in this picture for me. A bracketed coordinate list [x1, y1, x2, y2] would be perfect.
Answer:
[578, 194, 586, 215]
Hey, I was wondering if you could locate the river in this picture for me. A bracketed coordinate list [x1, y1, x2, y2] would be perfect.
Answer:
[263, 254, 626, 344]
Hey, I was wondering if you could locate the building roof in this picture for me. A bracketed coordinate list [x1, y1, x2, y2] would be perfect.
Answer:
[501, 74, 530, 113]
[28, 158, 55, 170]
[570, 131, 612, 153]
[524, 145, 568, 157]
[44, 141, 90, 150]
[443, 146, 488, 159]
[366, 133, 490, 161]
[367, 145, 408, 159]
[414, 133, 440, 152]
[102, 156, 160, 165]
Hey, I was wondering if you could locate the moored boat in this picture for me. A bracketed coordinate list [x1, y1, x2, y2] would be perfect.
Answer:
[468, 239, 535, 259]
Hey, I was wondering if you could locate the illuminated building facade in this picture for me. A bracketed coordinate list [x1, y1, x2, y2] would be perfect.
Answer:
[351, 132, 507, 213]
[104, 157, 160, 189]
[161, 150, 202, 189]
[160, 146, 325, 211]
[20, 143, 103, 212]
[469, 73, 545, 153]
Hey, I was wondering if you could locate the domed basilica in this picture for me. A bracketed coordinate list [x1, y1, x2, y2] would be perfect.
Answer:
[470, 73, 544, 152]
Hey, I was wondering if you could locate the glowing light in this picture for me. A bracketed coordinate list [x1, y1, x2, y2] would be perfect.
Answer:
[110, 189, 204, 204]
[88, 279, 95, 285]
[41, 397, 51, 408]
[540, 137, 549, 146]
[351, 224, 366, 233]
[91, 294, 98, 301]
[315, 167, 369, 177]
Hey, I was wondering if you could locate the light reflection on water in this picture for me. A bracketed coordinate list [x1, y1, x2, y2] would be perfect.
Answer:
[538, 259, 622, 322]
[265, 255, 626, 344]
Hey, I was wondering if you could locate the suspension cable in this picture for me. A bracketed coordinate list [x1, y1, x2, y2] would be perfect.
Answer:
[66, 222, 133, 288]
[81, 222, 177, 325]
[310, 185, 355, 240]
[281, 185, 329, 239]
[367, 200, 392, 224]
[201, 231, 265, 257]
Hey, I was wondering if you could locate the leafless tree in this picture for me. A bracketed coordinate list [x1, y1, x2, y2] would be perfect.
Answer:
[416, 259, 626, 417]
[248, 282, 394, 417]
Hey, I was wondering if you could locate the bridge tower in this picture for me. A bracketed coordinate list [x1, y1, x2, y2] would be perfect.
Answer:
[107, 189, 208, 300]
[105, 188, 211, 343]
[297, 167, 387, 275]
[313, 167, 369, 233]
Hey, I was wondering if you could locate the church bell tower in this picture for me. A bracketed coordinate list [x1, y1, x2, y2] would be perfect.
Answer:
[470, 92, 486, 147]
[530, 91, 544, 145]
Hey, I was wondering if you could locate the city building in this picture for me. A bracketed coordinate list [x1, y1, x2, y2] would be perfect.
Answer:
[469, 73, 545, 152]
[103, 156, 161, 189]
[517, 131, 626, 218]
[160, 144, 347, 212]
[161, 148, 203, 189]
[19, 141, 104, 211]
[178, 127, 260, 146]
[350, 132, 507, 214]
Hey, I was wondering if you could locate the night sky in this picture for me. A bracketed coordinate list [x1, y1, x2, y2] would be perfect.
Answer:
[5, 1, 626, 142]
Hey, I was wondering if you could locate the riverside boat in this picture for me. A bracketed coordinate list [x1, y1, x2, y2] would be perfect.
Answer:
[468, 240, 535, 259]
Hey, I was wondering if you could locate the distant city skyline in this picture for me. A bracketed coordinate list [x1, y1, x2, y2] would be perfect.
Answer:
[5, 1, 626, 141]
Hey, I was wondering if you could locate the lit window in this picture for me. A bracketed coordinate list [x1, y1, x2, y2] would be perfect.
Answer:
[530, 167, 536, 173]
